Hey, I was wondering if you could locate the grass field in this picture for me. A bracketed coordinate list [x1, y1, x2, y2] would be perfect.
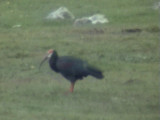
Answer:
[0, 0, 159, 120]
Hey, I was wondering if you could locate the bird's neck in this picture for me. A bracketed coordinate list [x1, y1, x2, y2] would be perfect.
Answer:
[49, 51, 59, 72]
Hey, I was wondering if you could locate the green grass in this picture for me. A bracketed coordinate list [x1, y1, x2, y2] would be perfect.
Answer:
[0, 0, 159, 120]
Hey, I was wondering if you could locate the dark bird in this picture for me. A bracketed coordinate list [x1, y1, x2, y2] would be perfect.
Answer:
[39, 49, 104, 93]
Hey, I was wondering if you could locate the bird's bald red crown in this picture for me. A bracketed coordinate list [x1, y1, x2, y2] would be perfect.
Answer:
[48, 49, 54, 54]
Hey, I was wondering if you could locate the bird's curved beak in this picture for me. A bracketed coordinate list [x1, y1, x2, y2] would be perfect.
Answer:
[39, 54, 52, 70]
[39, 55, 48, 70]
[39, 49, 53, 70]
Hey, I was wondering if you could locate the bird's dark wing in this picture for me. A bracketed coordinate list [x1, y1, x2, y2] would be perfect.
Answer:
[56, 56, 89, 80]
[55, 56, 103, 82]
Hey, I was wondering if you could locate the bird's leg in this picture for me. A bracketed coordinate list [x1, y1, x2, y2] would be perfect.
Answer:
[69, 82, 75, 93]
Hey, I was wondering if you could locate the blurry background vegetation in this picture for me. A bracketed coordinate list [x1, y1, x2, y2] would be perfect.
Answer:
[0, 0, 159, 120]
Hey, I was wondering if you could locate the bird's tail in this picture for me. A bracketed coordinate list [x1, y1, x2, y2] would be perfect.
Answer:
[87, 66, 104, 79]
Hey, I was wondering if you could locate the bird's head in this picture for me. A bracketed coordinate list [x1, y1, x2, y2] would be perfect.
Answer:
[39, 49, 54, 69]
[47, 49, 54, 58]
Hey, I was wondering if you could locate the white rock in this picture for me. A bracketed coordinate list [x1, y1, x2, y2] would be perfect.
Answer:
[12, 24, 21, 28]
[46, 7, 75, 20]
[74, 14, 109, 25]
[153, 2, 160, 10]
[88, 14, 109, 24]
[74, 17, 92, 25]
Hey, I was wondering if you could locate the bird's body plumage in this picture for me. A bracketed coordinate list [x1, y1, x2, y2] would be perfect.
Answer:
[49, 50, 103, 84]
